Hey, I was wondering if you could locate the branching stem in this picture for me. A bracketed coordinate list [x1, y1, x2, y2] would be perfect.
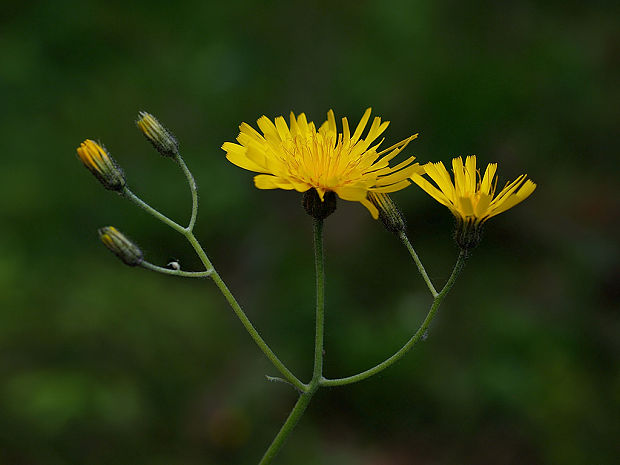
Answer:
[123, 176, 305, 392]
[141, 261, 212, 278]
[321, 249, 466, 387]
[120, 153, 467, 465]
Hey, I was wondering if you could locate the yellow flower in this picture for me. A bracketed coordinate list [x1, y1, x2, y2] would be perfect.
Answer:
[412, 155, 536, 248]
[222, 108, 422, 219]
[76, 139, 126, 191]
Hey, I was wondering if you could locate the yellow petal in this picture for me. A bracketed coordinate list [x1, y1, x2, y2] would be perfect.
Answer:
[342, 117, 351, 146]
[465, 155, 477, 192]
[411, 174, 453, 209]
[274, 116, 291, 141]
[360, 197, 379, 219]
[254, 174, 296, 190]
[374, 165, 419, 187]
[334, 185, 368, 201]
[452, 157, 466, 195]
[480, 163, 497, 195]
[327, 109, 337, 135]
[371, 179, 411, 193]
[488, 179, 536, 217]
[474, 193, 492, 217]
[425, 162, 456, 202]
[288, 112, 299, 137]
[222, 142, 268, 173]
[457, 195, 475, 217]
[351, 107, 372, 144]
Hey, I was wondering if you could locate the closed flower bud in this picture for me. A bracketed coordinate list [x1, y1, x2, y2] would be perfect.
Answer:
[136, 111, 179, 157]
[98, 226, 143, 266]
[368, 192, 406, 233]
[76, 140, 126, 191]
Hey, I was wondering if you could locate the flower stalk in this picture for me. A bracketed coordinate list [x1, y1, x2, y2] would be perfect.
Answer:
[140, 261, 212, 278]
[121, 165, 306, 392]
[399, 231, 438, 297]
[258, 218, 326, 464]
[321, 249, 466, 387]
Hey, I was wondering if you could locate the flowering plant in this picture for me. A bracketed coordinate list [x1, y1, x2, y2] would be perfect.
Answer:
[77, 109, 535, 464]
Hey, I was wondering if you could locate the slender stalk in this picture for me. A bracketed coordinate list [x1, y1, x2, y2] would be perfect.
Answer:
[123, 188, 185, 234]
[258, 389, 316, 465]
[312, 218, 325, 382]
[140, 261, 212, 278]
[259, 218, 326, 464]
[175, 154, 198, 231]
[399, 231, 438, 297]
[124, 188, 305, 392]
[185, 231, 306, 392]
[321, 249, 466, 387]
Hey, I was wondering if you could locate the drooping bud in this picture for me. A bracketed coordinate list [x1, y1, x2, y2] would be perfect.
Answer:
[136, 111, 179, 157]
[76, 140, 126, 191]
[453, 218, 483, 250]
[98, 226, 143, 266]
[368, 192, 406, 233]
[302, 189, 337, 220]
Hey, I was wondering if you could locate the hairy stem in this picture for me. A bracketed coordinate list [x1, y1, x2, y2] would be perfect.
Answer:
[258, 388, 316, 465]
[185, 231, 306, 391]
[124, 188, 305, 392]
[258, 218, 325, 464]
[123, 188, 185, 234]
[175, 154, 198, 231]
[312, 218, 325, 383]
[321, 249, 466, 387]
[399, 231, 438, 297]
[141, 261, 212, 277]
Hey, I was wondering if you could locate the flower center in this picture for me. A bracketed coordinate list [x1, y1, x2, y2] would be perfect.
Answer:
[282, 132, 367, 190]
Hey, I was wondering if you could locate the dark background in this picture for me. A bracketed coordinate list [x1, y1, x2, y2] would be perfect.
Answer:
[1, 0, 618, 464]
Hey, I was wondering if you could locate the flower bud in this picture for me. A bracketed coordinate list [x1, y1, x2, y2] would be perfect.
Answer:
[136, 111, 179, 157]
[303, 189, 337, 220]
[368, 192, 406, 233]
[76, 140, 126, 191]
[98, 226, 143, 266]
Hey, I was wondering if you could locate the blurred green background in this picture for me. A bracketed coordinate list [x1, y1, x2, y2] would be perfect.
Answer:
[1, 0, 619, 464]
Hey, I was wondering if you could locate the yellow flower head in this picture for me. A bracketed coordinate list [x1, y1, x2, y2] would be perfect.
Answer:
[76, 139, 126, 191]
[222, 108, 423, 219]
[412, 155, 536, 223]
[412, 156, 536, 248]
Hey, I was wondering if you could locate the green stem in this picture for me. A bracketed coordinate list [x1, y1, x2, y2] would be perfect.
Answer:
[312, 218, 325, 382]
[185, 231, 306, 392]
[123, 188, 185, 234]
[175, 154, 198, 231]
[258, 218, 326, 464]
[140, 261, 212, 278]
[124, 189, 305, 392]
[258, 389, 316, 465]
[321, 249, 466, 387]
[399, 231, 437, 297]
